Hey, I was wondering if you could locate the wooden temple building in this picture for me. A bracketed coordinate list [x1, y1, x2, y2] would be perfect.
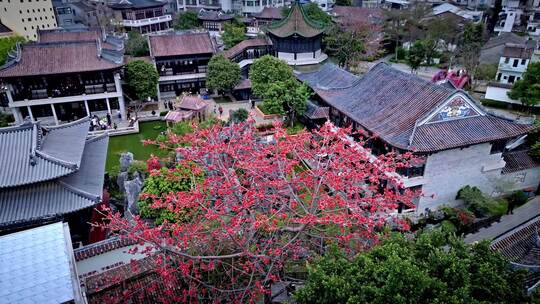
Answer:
[0, 29, 126, 125]
[296, 63, 538, 212]
[109, 0, 173, 35]
[149, 32, 216, 100]
[266, 1, 327, 65]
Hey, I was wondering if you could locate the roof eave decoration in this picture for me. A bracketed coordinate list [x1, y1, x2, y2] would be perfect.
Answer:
[266, 2, 326, 38]
[416, 91, 486, 126]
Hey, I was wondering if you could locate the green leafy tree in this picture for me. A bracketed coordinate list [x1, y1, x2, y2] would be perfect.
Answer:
[295, 231, 530, 304]
[324, 25, 365, 70]
[222, 23, 246, 49]
[263, 78, 310, 125]
[124, 60, 159, 101]
[407, 40, 426, 73]
[0, 36, 25, 65]
[0, 112, 15, 127]
[230, 108, 249, 123]
[175, 11, 199, 30]
[458, 23, 486, 87]
[250, 55, 308, 126]
[206, 54, 241, 93]
[249, 55, 295, 97]
[384, 9, 408, 61]
[138, 164, 203, 225]
[282, 3, 332, 27]
[508, 62, 540, 108]
[125, 31, 149, 57]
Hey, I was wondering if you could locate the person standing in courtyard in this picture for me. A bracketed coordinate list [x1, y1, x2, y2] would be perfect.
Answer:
[218, 106, 223, 118]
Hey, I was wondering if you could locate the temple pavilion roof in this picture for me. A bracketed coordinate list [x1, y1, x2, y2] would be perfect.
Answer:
[266, 2, 326, 38]
[296, 63, 536, 153]
[0, 118, 109, 229]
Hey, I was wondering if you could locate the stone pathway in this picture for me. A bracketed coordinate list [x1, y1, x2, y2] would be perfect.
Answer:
[464, 196, 540, 243]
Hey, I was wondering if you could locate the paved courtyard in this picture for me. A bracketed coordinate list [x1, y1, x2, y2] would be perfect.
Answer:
[464, 196, 540, 243]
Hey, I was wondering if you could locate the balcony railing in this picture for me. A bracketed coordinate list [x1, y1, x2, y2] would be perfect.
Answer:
[123, 15, 172, 27]
[14, 83, 116, 101]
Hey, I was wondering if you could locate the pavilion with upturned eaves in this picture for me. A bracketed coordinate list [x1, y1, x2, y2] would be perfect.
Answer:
[266, 1, 327, 65]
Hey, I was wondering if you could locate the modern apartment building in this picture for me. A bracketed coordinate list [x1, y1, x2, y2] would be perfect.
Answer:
[0, 0, 58, 40]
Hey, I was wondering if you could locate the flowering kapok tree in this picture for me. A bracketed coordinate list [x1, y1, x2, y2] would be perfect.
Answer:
[105, 121, 419, 303]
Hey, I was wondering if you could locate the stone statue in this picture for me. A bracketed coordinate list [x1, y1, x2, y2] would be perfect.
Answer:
[119, 152, 134, 172]
[125, 171, 144, 219]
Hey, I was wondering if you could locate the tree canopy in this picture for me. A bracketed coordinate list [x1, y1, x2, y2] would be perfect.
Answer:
[174, 11, 199, 30]
[124, 60, 159, 101]
[222, 23, 246, 49]
[0, 36, 25, 65]
[125, 31, 149, 57]
[106, 122, 417, 302]
[296, 230, 530, 304]
[508, 62, 540, 108]
[324, 25, 366, 69]
[206, 54, 241, 92]
[249, 55, 309, 124]
[407, 40, 426, 72]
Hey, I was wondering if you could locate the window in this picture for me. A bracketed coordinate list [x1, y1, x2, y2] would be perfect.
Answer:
[513, 59, 518, 67]
[497, 73, 502, 81]
[504, 57, 510, 64]
[31, 26, 34, 29]
[508, 75, 516, 83]
[27, 18, 31, 21]
[490, 140, 506, 154]
[24, 27, 27, 31]
[517, 77, 521, 81]
[521, 59, 527, 65]
[503, 75, 508, 79]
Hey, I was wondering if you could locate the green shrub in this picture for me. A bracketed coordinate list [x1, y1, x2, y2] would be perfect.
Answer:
[481, 99, 510, 109]
[153, 125, 162, 130]
[127, 160, 147, 175]
[440, 220, 457, 234]
[159, 111, 168, 117]
[396, 47, 407, 60]
[0, 112, 15, 127]
[509, 190, 528, 206]
[230, 108, 249, 123]
[457, 185, 507, 217]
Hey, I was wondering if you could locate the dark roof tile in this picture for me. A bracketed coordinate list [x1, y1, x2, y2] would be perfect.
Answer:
[224, 38, 271, 59]
[0, 42, 122, 77]
[149, 32, 215, 57]
[267, 2, 325, 38]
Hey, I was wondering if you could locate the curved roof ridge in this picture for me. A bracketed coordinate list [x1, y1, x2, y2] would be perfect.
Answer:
[267, 2, 325, 38]
[35, 150, 78, 170]
[58, 180, 100, 201]
[44, 116, 90, 131]
[86, 131, 109, 143]
[0, 121, 33, 133]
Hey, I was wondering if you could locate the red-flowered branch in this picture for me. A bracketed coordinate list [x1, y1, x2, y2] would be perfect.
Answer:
[103, 121, 418, 303]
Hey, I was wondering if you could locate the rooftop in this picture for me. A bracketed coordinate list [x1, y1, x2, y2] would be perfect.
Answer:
[224, 38, 271, 59]
[0, 118, 109, 229]
[109, 0, 166, 9]
[149, 32, 215, 58]
[0, 22, 13, 34]
[38, 29, 101, 43]
[296, 63, 535, 152]
[0, 222, 82, 303]
[266, 2, 326, 38]
[502, 150, 540, 174]
[482, 32, 528, 50]
[491, 216, 540, 266]
[503, 43, 532, 59]
[198, 10, 234, 21]
[176, 95, 208, 111]
[0, 41, 123, 77]
[331, 6, 383, 26]
[255, 7, 283, 20]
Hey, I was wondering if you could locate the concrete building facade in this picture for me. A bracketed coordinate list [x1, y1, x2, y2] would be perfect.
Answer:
[0, 0, 58, 40]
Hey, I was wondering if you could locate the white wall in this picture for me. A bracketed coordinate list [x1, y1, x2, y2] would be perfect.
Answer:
[418, 143, 505, 212]
[501, 168, 540, 192]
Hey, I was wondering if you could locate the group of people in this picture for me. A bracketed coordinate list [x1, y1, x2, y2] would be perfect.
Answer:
[89, 113, 117, 131]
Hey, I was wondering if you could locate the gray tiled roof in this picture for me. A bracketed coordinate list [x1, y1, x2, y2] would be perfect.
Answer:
[0, 118, 90, 188]
[0, 222, 81, 304]
[0, 134, 109, 228]
[297, 63, 535, 152]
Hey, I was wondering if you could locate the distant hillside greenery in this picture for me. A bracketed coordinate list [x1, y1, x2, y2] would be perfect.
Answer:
[0, 36, 25, 66]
